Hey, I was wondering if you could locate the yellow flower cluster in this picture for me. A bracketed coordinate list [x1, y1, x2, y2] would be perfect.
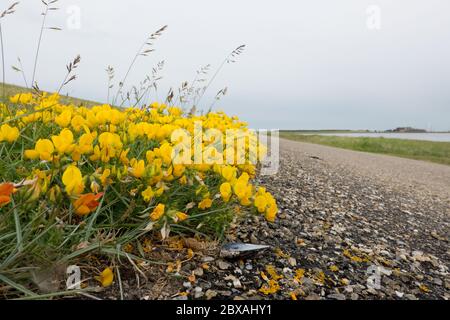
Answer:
[1, 93, 278, 228]
[0, 124, 20, 143]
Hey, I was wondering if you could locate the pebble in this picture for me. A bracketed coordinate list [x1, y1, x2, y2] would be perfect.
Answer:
[288, 257, 297, 267]
[202, 256, 215, 263]
[193, 268, 204, 277]
[205, 289, 218, 300]
[193, 287, 203, 299]
[217, 260, 232, 270]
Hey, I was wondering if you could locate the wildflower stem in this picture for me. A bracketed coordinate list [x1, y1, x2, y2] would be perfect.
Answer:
[195, 58, 227, 109]
[112, 41, 146, 106]
[31, 5, 49, 87]
[17, 57, 29, 88]
[0, 22, 5, 101]
[11, 198, 23, 252]
[0, 274, 37, 297]
[196, 45, 245, 110]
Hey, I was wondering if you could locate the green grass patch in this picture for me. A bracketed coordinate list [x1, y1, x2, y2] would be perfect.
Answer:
[280, 132, 450, 166]
[1, 83, 99, 107]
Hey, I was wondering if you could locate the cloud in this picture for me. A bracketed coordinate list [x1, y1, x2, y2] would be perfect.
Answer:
[3, 0, 450, 130]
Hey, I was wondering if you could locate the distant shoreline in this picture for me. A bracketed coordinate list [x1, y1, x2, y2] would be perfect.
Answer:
[279, 131, 450, 165]
[279, 129, 450, 134]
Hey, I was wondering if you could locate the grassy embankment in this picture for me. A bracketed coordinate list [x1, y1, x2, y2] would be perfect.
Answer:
[280, 131, 450, 166]
[1, 83, 98, 106]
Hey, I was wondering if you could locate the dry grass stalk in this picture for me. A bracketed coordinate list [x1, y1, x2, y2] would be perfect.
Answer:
[31, 0, 61, 87]
[0, 2, 20, 101]
[113, 25, 168, 106]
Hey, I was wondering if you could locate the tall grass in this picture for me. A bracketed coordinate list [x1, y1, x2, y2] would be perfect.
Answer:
[112, 25, 168, 107]
[0, 2, 19, 102]
[31, 0, 61, 87]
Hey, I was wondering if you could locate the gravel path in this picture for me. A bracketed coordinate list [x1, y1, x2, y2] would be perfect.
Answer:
[114, 139, 450, 300]
[195, 139, 449, 300]
[278, 139, 450, 202]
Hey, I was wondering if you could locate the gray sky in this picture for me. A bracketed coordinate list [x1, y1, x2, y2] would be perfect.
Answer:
[2, 0, 450, 130]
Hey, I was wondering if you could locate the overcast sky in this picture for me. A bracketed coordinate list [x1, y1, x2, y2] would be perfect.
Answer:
[2, 0, 450, 130]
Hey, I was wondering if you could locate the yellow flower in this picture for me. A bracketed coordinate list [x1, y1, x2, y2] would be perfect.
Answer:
[220, 182, 232, 202]
[179, 175, 187, 185]
[254, 195, 268, 213]
[100, 168, 111, 186]
[77, 133, 94, 154]
[159, 143, 173, 165]
[9, 93, 33, 104]
[150, 203, 165, 221]
[70, 115, 86, 131]
[155, 185, 165, 197]
[55, 110, 72, 127]
[233, 180, 252, 200]
[237, 172, 250, 184]
[62, 165, 84, 196]
[176, 211, 189, 221]
[0, 124, 20, 143]
[141, 186, 154, 202]
[198, 198, 212, 210]
[98, 132, 123, 151]
[172, 164, 185, 177]
[95, 267, 114, 287]
[119, 148, 130, 165]
[131, 159, 145, 178]
[89, 145, 101, 162]
[25, 139, 54, 161]
[51, 128, 75, 155]
[89, 132, 123, 163]
[265, 202, 278, 222]
[146, 150, 155, 163]
[221, 166, 235, 181]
